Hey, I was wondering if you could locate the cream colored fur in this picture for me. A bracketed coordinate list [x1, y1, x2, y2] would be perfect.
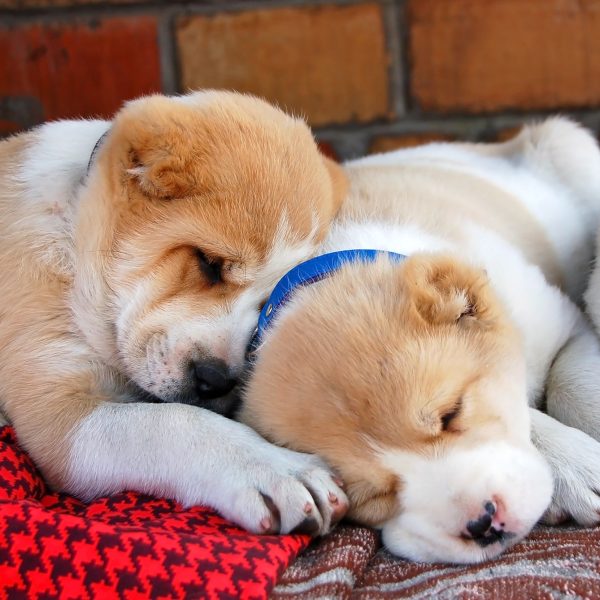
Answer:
[241, 118, 600, 562]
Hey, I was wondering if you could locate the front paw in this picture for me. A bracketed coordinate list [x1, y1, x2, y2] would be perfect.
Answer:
[540, 426, 600, 526]
[218, 447, 348, 536]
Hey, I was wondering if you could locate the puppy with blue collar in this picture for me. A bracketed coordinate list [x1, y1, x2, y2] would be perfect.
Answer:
[241, 117, 600, 563]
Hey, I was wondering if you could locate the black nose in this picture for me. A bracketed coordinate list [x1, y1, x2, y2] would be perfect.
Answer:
[192, 359, 237, 400]
[465, 501, 505, 547]
[466, 513, 493, 538]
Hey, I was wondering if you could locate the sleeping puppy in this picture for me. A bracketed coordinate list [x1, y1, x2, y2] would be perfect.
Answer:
[241, 117, 600, 562]
[0, 90, 349, 536]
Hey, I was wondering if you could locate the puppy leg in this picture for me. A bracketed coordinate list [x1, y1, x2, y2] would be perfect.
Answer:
[3, 357, 347, 536]
[532, 314, 600, 524]
[530, 408, 600, 526]
[545, 319, 600, 442]
[68, 402, 348, 535]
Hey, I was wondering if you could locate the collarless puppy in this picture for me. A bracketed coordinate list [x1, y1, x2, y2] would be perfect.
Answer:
[0, 90, 349, 536]
[241, 117, 600, 562]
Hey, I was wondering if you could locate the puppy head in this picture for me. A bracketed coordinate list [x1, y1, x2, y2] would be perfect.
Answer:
[241, 254, 552, 563]
[74, 90, 347, 413]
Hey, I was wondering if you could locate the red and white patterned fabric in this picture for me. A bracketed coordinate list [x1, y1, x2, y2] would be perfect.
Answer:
[0, 425, 309, 600]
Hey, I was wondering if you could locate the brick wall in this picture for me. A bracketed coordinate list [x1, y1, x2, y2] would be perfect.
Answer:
[2, 0, 600, 159]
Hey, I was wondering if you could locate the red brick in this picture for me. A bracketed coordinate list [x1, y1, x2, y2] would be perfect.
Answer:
[0, 120, 22, 135]
[0, 0, 144, 6]
[409, 0, 600, 113]
[0, 16, 161, 132]
[176, 4, 390, 127]
[369, 132, 454, 154]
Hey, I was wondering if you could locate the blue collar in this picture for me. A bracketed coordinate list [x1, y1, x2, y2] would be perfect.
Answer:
[247, 249, 406, 359]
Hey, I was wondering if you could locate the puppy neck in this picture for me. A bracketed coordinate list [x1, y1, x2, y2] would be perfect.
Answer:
[248, 249, 406, 358]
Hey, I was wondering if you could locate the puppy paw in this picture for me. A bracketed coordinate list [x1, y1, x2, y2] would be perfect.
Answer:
[538, 424, 600, 527]
[216, 446, 348, 536]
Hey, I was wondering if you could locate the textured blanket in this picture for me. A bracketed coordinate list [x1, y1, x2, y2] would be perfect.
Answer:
[0, 426, 309, 599]
[275, 523, 600, 599]
[2, 423, 600, 599]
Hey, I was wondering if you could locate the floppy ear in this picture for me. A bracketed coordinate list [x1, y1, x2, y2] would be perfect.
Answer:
[400, 255, 496, 326]
[346, 478, 398, 527]
[109, 95, 199, 200]
[322, 155, 349, 214]
[125, 137, 195, 200]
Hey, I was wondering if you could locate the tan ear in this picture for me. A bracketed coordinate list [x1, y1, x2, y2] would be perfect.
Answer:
[126, 149, 193, 200]
[400, 255, 495, 326]
[110, 95, 199, 200]
[322, 155, 348, 214]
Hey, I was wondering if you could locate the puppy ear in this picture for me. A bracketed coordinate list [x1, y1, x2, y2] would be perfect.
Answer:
[126, 141, 194, 200]
[110, 95, 198, 200]
[401, 255, 495, 326]
[346, 478, 398, 527]
[322, 155, 348, 214]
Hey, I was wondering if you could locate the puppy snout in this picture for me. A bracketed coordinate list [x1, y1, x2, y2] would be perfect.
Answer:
[464, 500, 508, 547]
[466, 512, 493, 538]
[192, 359, 237, 400]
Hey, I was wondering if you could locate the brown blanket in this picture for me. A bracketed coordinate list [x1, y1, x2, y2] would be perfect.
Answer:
[274, 523, 600, 598]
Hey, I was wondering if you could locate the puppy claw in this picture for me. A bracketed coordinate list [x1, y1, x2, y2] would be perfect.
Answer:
[332, 476, 345, 489]
[260, 516, 273, 533]
[215, 444, 347, 537]
[331, 502, 349, 523]
[291, 516, 321, 536]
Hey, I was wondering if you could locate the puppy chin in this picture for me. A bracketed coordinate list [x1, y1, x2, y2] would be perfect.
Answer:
[382, 519, 508, 565]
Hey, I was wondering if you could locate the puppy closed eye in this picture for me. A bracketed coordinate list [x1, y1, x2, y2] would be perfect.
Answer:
[440, 398, 463, 432]
[195, 249, 223, 285]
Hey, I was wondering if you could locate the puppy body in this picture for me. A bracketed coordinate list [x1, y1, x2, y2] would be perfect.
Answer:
[242, 118, 600, 561]
[0, 91, 349, 535]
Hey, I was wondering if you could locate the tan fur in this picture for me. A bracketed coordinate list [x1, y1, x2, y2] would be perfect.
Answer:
[0, 92, 346, 489]
[241, 255, 522, 525]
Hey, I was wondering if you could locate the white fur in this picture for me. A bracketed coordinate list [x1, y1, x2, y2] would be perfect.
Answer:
[585, 227, 600, 329]
[18, 119, 110, 209]
[68, 401, 344, 534]
[380, 441, 552, 563]
[357, 118, 600, 299]
[11, 120, 109, 279]
[529, 408, 600, 526]
[321, 221, 451, 256]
